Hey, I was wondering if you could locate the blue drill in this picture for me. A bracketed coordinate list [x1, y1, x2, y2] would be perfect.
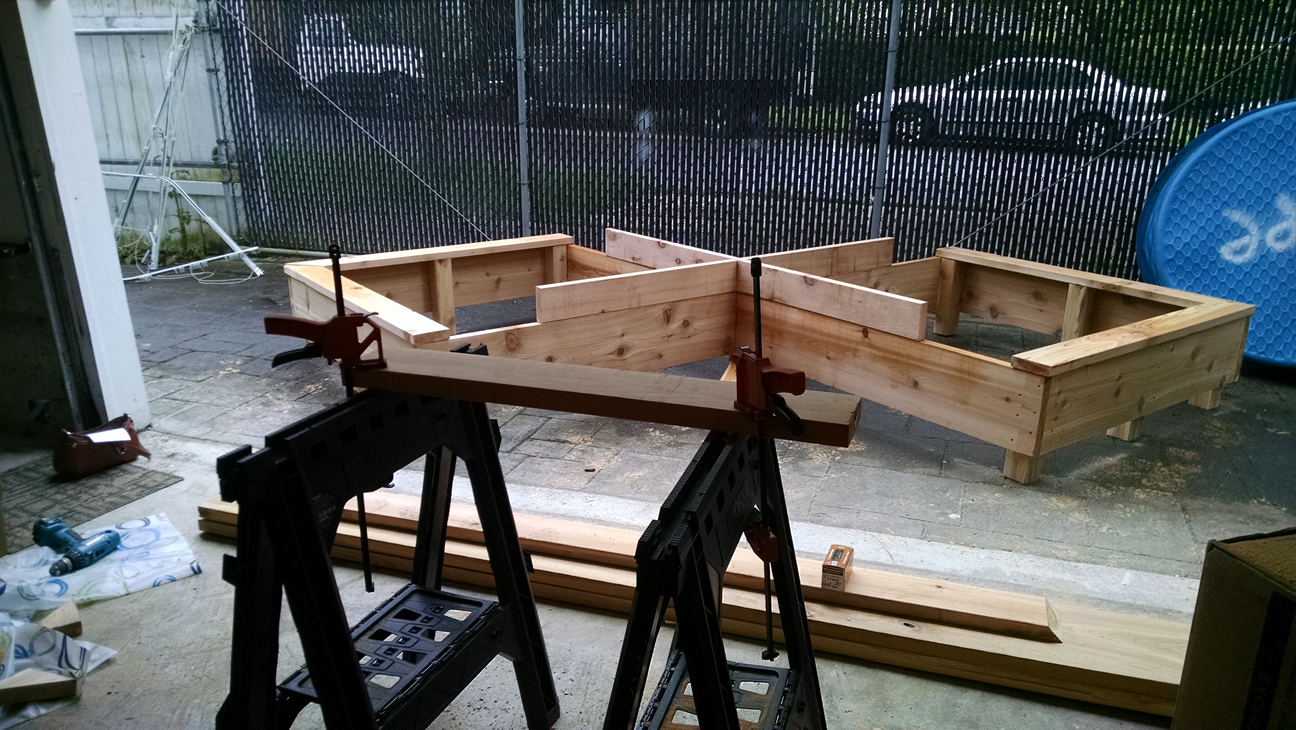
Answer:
[32, 518, 121, 577]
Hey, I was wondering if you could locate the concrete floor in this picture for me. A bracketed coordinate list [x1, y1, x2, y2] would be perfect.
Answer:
[2, 257, 1293, 729]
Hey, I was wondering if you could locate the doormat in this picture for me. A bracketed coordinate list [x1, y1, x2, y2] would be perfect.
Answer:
[0, 458, 182, 554]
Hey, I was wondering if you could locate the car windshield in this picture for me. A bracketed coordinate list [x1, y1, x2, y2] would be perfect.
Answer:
[959, 64, 1014, 90]
[305, 16, 361, 47]
[1028, 62, 1094, 89]
[958, 60, 1097, 91]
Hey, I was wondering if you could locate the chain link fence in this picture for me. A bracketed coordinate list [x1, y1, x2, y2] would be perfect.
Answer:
[208, 0, 1296, 278]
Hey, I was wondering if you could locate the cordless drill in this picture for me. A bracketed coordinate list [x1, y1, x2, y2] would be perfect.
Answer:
[32, 518, 121, 577]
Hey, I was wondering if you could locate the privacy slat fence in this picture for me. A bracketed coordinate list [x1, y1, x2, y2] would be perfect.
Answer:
[209, 0, 1296, 278]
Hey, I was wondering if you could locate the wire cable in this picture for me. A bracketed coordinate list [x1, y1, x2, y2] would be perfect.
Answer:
[210, 0, 491, 239]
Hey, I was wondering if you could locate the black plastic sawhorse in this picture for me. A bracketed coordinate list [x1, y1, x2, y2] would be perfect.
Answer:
[602, 430, 827, 730]
[214, 389, 560, 730]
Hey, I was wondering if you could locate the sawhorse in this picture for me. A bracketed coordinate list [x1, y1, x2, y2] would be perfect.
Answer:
[602, 430, 827, 730]
[214, 389, 560, 730]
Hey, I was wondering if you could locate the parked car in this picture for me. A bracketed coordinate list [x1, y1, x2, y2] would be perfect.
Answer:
[858, 58, 1168, 155]
[495, 3, 812, 138]
[296, 14, 426, 114]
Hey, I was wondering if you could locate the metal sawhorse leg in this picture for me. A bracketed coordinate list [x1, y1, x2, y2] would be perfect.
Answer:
[602, 430, 827, 730]
[214, 390, 560, 730]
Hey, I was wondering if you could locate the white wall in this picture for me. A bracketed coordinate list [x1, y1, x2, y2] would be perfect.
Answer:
[70, 0, 238, 239]
[11, 0, 151, 427]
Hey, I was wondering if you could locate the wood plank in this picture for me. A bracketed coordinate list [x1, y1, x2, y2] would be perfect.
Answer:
[566, 245, 654, 280]
[353, 345, 861, 446]
[959, 263, 1070, 336]
[292, 234, 574, 272]
[534, 260, 738, 323]
[1003, 451, 1042, 483]
[421, 541, 1180, 716]
[1038, 318, 1249, 453]
[284, 264, 449, 346]
[0, 669, 80, 705]
[428, 258, 454, 333]
[1089, 289, 1180, 332]
[544, 245, 567, 284]
[838, 257, 941, 304]
[205, 498, 1060, 643]
[196, 500, 1057, 643]
[720, 361, 738, 382]
[936, 248, 1217, 308]
[1010, 301, 1254, 377]
[604, 228, 733, 269]
[35, 601, 81, 638]
[740, 299, 1045, 453]
[198, 506, 1186, 715]
[736, 265, 928, 341]
[346, 262, 431, 313]
[1106, 418, 1143, 442]
[448, 293, 737, 372]
[933, 258, 965, 336]
[725, 595, 1182, 717]
[450, 247, 547, 307]
[288, 493, 1056, 642]
[756, 238, 894, 278]
[1062, 283, 1095, 341]
[1189, 388, 1222, 410]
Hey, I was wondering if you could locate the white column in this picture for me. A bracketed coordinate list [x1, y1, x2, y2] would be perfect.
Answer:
[10, 0, 150, 426]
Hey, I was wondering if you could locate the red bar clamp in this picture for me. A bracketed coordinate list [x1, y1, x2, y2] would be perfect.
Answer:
[263, 245, 385, 391]
[731, 257, 805, 436]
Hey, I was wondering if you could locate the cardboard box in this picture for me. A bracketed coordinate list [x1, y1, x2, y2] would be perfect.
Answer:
[821, 544, 854, 591]
[1172, 527, 1296, 730]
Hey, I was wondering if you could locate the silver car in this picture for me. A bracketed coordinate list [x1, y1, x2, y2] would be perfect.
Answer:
[859, 57, 1168, 155]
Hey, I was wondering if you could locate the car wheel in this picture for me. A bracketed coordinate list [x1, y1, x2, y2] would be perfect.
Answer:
[890, 104, 936, 146]
[1066, 113, 1119, 156]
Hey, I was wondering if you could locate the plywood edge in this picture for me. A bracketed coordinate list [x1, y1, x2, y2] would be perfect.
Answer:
[534, 259, 739, 322]
[1010, 301, 1255, 377]
[935, 248, 1216, 308]
[284, 263, 450, 346]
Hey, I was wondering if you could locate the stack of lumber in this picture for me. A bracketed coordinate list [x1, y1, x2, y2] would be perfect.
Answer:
[198, 493, 1188, 716]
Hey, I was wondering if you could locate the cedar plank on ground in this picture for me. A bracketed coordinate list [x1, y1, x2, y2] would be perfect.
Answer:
[197, 511, 1185, 716]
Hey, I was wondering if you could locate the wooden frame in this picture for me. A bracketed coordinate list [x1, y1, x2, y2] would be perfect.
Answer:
[285, 230, 1253, 483]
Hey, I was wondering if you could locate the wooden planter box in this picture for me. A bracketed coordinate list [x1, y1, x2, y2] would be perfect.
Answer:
[285, 229, 1253, 484]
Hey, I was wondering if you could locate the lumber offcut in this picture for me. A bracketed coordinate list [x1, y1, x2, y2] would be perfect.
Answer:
[198, 501, 1187, 715]
[35, 601, 81, 638]
[0, 669, 80, 705]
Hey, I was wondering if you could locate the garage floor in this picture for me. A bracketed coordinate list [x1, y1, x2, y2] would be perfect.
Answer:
[2, 257, 1292, 729]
